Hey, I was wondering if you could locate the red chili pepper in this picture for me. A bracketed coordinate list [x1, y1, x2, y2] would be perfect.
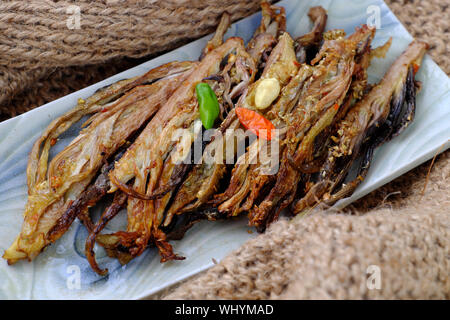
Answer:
[334, 103, 339, 111]
[235, 107, 275, 140]
[412, 63, 419, 76]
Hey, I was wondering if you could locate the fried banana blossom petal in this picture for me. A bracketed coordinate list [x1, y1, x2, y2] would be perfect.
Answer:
[292, 40, 428, 214]
[3, 62, 195, 264]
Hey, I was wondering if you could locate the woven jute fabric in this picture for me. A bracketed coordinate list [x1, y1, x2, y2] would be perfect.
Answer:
[0, 0, 448, 299]
[0, 0, 273, 119]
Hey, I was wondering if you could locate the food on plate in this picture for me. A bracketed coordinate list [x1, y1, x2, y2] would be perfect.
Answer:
[3, 2, 427, 275]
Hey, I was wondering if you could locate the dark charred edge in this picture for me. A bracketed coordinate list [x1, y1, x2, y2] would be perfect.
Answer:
[46, 110, 153, 243]
[385, 79, 408, 139]
[255, 41, 277, 79]
[369, 75, 412, 150]
[219, 54, 231, 71]
[295, 34, 374, 175]
[247, 156, 300, 231]
[299, 140, 330, 173]
[323, 66, 417, 207]
[323, 66, 416, 207]
[324, 140, 375, 207]
[46, 149, 126, 243]
[289, 134, 362, 215]
[116, 124, 212, 201]
[290, 179, 329, 215]
[85, 192, 127, 276]
[255, 178, 294, 232]
[161, 111, 238, 219]
[203, 74, 224, 82]
[158, 163, 195, 233]
[110, 168, 181, 201]
[295, 6, 328, 64]
[262, 181, 299, 232]
[390, 66, 416, 139]
[165, 208, 227, 241]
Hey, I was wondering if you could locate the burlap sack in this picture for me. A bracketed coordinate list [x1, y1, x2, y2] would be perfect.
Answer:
[0, 0, 448, 299]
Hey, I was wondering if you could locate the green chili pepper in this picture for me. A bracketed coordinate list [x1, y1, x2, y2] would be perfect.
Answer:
[196, 82, 220, 130]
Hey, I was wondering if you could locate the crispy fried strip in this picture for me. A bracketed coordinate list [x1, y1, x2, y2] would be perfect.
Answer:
[46, 149, 126, 243]
[85, 191, 128, 276]
[247, 2, 286, 71]
[211, 8, 331, 218]
[200, 12, 231, 60]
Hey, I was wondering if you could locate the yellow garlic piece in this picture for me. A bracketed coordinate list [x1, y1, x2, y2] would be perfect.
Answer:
[254, 78, 281, 109]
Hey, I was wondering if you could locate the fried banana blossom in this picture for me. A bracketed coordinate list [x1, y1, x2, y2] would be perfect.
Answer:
[4, 1, 429, 278]
[211, 7, 329, 218]
[159, 3, 289, 235]
[3, 61, 195, 264]
[249, 26, 377, 230]
[292, 40, 428, 214]
[103, 36, 256, 265]
[164, 25, 296, 224]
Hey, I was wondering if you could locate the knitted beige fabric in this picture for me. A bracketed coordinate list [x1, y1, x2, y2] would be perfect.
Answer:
[0, 0, 448, 299]
[0, 0, 273, 119]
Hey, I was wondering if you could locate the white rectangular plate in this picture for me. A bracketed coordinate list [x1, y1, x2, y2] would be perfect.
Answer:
[0, 0, 449, 299]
